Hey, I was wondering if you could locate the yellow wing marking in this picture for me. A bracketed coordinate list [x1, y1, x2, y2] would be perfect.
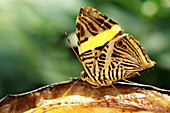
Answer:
[79, 25, 121, 54]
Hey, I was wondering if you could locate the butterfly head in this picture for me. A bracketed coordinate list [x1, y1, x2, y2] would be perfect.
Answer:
[80, 71, 101, 86]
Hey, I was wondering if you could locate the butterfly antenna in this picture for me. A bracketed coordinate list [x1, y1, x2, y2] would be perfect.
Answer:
[123, 79, 137, 84]
[65, 32, 85, 68]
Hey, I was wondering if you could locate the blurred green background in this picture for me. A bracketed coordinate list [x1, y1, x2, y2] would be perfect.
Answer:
[0, 0, 170, 99]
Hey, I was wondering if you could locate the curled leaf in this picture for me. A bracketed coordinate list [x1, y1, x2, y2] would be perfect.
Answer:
[0, 79, 169, 113]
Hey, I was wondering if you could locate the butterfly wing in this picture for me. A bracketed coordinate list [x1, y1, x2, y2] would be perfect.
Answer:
[96, 34, 155, 85]
[76, 7, 123, 84]
[76, 7, 155, 86]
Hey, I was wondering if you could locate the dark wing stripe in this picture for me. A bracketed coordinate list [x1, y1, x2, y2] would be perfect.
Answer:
[123, 39, 140, 59]
[79, 18, 98, 36]
[122, 37, 142, 61]
[95, 41, 109, 50]
[108, 70, 111, 81]
[120, 67, 124, 79]
[76, 22, 85, 38]
[102, 69, 107, 85]
[83, 14, 115, 31]
[88, 21, 98, 32]
[85, 64, 97, 83]
[98, 60, 105, 64]
[82, 56, 94, 61]
[116, 68, 119, 80]
[103, 75, 108, 85]
[120, 63, 138, 68]
[108, 65, 111, 71]
[86, 61, 93, 64]
[114, 42, 132, 56]
[113, 47, 137, 62]
[123, 60, 140, 67]
[77, 41, 80, 46]
[129, 36, 150, 63]
[80, 7, 111, 31]
[111, 53, 123, 58]
[108, 19, 117, 24]
[98, 71, 103, 84]
[99, 53, 106, 60]
[93, 65, 96, 76]
[76, 22, 81, 31]
[98, 63, 104, 68]
[86, 16, 106, 30]
[80, 52, 92, 57]
[80, 50, 92, 55]
[80, 37, 88, 43]
[103, 49, 107, 52]
[80, 50, 92, 57]
[80, 17, 98, 32]
[103, 22, 111, 29]
[111, 70, 114, 81]
[111, 62, 115, 69]
[76, 32, 80, 40]
[96, 18, 104, 24]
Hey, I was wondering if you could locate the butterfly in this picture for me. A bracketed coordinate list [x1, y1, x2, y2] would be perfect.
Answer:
[66, 7, 156, 87]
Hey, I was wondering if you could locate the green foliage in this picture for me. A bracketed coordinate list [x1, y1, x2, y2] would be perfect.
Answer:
[0, 0, 170, 98]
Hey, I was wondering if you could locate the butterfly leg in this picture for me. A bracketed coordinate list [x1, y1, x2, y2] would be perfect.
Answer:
[110, 83, 120, 95]
[61, 78, 80, 98]
[90, 85, 110, 106]
[91, 85, 101, 89]
[122, 79, 137, 84]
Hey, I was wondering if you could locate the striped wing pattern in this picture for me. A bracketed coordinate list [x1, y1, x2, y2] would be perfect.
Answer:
[76, 7, 155, 86]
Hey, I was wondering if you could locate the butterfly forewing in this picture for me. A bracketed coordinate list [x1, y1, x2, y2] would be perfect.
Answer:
[75, 7, 155, 86]
[76, 7, 123, 84]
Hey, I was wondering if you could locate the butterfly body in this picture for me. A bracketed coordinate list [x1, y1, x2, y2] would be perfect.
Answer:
[75, 7, 155, 86]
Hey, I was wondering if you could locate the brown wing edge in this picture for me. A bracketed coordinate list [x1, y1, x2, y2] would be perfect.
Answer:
[0, 78, 169, 113]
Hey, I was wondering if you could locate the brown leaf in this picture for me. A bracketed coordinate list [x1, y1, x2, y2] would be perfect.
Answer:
[0, 78, 169, 113]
